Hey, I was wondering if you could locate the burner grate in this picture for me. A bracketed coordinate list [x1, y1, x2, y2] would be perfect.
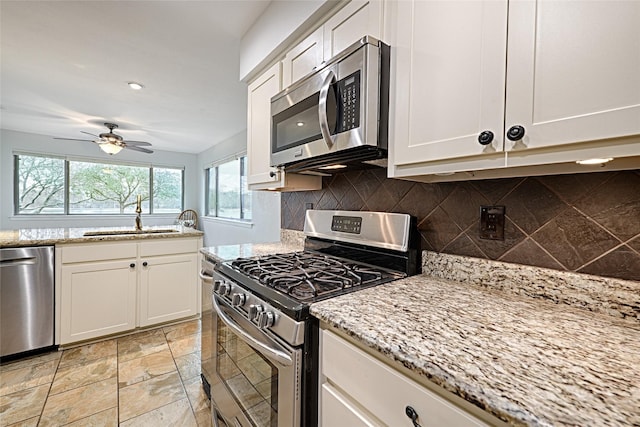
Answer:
[230, 252, 394, 301]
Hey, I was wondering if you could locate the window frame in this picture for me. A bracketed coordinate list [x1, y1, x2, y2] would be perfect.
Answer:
[205, 155, 251, 221]
[13, 152, 185, 216]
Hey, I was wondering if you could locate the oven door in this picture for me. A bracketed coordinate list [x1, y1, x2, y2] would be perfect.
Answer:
[211, 293, 302, 427]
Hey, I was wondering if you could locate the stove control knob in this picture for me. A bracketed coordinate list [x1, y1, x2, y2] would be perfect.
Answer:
[248, 305, 264, 321]
[231, 293, 246, 307]
[213, 280, 223, 293]
[257, 311, 275, 329]
[217, 282, 231, 297]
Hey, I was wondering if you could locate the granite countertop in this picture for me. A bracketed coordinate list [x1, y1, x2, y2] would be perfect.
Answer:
[0, 225, 203, 247]
[200, 242, 302, 263]
[311, 273, 640, 426]
[200, 229, 305, 263]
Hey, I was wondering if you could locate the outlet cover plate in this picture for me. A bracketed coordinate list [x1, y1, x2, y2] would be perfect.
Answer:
[480, 206, 505, 240]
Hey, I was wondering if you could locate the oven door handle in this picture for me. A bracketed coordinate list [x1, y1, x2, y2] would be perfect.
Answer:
[199, 269, 213, 283]
[318, 70, 336, 149]
[212, 295, 293, 367]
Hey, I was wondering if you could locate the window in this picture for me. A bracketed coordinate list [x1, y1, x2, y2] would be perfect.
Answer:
[14, 154, 183, 215]
[205, 156, 251, 220]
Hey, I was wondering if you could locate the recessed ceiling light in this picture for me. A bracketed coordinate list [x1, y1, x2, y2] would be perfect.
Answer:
[576, 158, 613, 165]
[296, 121, 305, 127]
[128, 82, 144, 90]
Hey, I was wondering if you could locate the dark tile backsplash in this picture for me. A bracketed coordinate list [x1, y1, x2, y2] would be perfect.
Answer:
[281, 169, 640, 282]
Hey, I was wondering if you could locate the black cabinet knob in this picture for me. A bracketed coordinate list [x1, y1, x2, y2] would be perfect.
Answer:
[269, 171, 276, 178]
[130, 263, 135, 268]
[507, 125, 525, 141]
[405, 406, 422, 427]
[478, 130, 494, 145]
[143, 261, 148, 267]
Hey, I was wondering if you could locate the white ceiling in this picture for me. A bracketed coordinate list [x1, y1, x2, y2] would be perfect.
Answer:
[0, 0, 271, 154]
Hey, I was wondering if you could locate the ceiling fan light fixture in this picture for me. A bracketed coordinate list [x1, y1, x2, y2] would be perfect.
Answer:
[128, 82, 144, 90]
[98, 142, 124, 155]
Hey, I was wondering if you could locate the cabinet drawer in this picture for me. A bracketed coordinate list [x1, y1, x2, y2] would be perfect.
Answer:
[322, 330, 487, 427]
[60, 242, 137, 264]
[140, 238, 199, 257]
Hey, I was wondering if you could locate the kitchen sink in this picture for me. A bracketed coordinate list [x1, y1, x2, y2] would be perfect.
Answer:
[83, 229, 179, 236]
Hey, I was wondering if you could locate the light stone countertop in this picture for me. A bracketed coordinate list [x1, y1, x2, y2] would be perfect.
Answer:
[200, 229, 305, 263]
[200, 241, 303, 263]
[198, 234, 640, 426]
[0, 225, 203, 247]
[310, 272, 640, 426]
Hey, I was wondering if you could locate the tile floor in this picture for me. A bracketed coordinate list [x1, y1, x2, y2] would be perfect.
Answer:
[0, 320, 212, 427]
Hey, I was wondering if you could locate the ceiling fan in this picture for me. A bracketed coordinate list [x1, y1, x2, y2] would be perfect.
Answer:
[54, 122, 154, 155]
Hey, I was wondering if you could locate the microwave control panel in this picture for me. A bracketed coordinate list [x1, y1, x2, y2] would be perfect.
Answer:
[337, 71, 361, 133]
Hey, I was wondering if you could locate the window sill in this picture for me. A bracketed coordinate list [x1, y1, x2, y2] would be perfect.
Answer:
[9, 214, 179, 221]
[202, 216, 254, 229]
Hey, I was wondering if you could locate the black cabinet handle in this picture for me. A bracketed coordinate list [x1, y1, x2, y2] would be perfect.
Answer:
[506, 125, 525, 141]
[130, 263, 135, 268]
[478, 130, 494, 145]
[143, 261, 148, 267]
[269, 171, 276, 178]
[405, 406, 422, 427]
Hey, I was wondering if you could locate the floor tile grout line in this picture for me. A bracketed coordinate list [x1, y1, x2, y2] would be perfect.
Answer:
[35, 350, 62, 426]
[163, 327, 201, 423]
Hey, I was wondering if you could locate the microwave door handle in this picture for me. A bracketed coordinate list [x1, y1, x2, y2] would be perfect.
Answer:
[318, 70, 336, 149]
[212, 294, 293, 367]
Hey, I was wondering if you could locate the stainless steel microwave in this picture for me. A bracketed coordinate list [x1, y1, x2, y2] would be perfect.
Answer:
[270, 36, 390, 173]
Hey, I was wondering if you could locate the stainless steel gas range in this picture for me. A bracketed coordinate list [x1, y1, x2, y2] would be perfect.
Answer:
[200, 210, 420, 427]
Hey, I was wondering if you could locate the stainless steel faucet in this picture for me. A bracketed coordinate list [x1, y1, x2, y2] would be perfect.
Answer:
[135, 195, 142, 231]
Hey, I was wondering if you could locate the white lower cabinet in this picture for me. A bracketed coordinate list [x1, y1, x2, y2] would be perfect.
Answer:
[139, 253, 198, 327]
[320, 329, 494, 427]
[60, 259, 137, 344]
[58, 237, 201, 345]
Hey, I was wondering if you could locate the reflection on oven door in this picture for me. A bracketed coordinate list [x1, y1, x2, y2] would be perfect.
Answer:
[211, 295, 301, 427]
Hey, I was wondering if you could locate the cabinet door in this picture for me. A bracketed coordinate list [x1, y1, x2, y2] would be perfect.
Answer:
[60, 260, 136, 344]
[390, 0, 508, 170]
[321, 330, 489, 427]
[321, 383, 380, 427]
[323, 0, 384, 59]
[139, 253, 198, 327]
[283, 27, 323, 87]
[505, 0, 640, 152]
[247, 62, 282, 190]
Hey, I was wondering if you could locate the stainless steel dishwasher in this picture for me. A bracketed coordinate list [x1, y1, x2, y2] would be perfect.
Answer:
[1, 246, 55, 358]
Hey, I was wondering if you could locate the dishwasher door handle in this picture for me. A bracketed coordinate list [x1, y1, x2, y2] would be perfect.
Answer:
[0, 257, 37, 267]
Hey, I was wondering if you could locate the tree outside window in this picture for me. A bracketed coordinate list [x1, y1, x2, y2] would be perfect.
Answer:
[14, 154, 183, 215]
[205, 156, 251, 220]
[16, 155, 65, 214]
[69, 162, 150, 214]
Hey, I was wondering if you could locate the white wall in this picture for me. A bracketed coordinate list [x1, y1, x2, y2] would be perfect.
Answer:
[196, 131, 281, 247]
[0, 129, 199, 230]
[239, 0, 340, 81]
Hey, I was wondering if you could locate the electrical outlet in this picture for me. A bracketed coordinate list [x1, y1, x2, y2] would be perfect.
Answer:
[480, 206, 505, 240]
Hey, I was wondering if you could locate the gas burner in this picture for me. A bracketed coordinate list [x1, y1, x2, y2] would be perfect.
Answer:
[230, 252, 401, 302]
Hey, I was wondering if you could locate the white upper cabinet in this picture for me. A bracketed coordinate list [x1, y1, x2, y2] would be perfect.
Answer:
[247, 62, 282, 190]
[390, 0, 508, 170]
[389, 0, 640, 179]
[505, 0, 640, 153]
[283, 27, 324, 88]
[323, 0, 384, 59]
[282, 0, 385, 88]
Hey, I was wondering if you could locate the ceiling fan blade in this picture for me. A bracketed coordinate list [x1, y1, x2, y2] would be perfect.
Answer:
[123, 140, 152, 146]
[125, 145, 154, 154]
[80, 131, 100, 138]
[53, 137, 94, 142]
